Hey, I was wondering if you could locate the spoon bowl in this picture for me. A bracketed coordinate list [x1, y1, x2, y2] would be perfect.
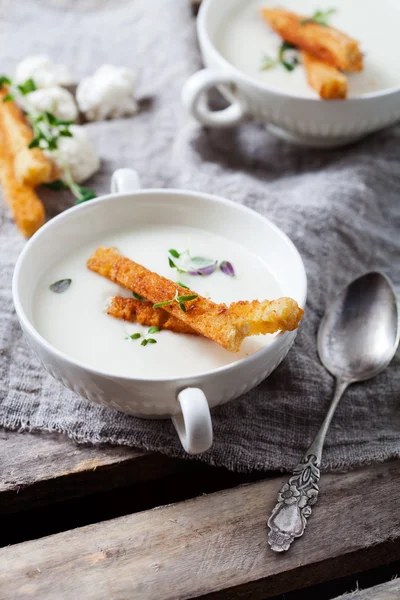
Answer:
[317, 272, 399, 383]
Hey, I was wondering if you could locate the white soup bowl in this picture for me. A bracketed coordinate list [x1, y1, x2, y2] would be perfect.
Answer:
[182, 0, 400, 147]
[12, 169, 307, 454]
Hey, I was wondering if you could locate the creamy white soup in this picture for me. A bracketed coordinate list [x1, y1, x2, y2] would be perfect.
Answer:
[33, 225, 283, 378]
[215, 0, 400, 97]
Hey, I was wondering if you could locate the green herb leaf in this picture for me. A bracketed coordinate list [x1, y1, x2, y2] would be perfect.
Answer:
[44, 111, 58, 126]
[17, 78, 37, 95]
[141, 339, 148, 346]
[28, 137, 41, 149]
[46, 137, 58, 151]
[282, 61, 296, 72]
[177, 294, 198, 302]
[153, 300, 173, 309]
[0, 75, 11, 89]
[127, 333, 141, 340]
[177, 281, 190, 289]
[261, 41, 299, 74]
[59, 129, 73, 137]
[168, 257, 176, 269]
[49, 278, 72, 293]
[260, 56, 277, 71]
[3, 93, 14, 102]
[179, 302, 186, 312]
[169, 249, 180, 258]
[132, 292, 145, 301]
[74, 186, 97, 204]
[44, 179, 69, 190]
[300, 8, 336, 26]
[147, 327, 160, 334]
[146, 338, 157, 344]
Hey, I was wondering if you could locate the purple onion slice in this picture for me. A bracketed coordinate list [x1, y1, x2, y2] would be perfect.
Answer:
[220, 261, 235, 277]
[188, 261, 218, 276]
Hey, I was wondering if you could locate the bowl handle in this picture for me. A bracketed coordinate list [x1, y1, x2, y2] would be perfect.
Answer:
[182, 68, 246, 128]
[172, 388, 213, 454]
[111, 169, 141, 194]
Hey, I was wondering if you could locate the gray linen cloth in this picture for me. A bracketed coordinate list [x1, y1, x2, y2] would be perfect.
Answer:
[0, 0, 399, 472]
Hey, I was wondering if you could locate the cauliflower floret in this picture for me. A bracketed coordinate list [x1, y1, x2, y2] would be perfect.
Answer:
[15, 55, 73, 89]
[45, 125, 100, 183]
[24, 87, 78, 122]
[76, 64, 138, 121]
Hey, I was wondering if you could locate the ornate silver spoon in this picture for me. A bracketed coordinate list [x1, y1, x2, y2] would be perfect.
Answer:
[268, 272, 399, 552]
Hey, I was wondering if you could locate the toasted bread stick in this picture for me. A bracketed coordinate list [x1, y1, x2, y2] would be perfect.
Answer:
[229, 298, 304, 335]
[302, 51, 347, 99]
[88, 247, 248, 351]
[0, 88, 55, 187]
[0, 130, 45, 237]
[109, 295, 304, 338]
[88, 247, 304, 352]
[107, 296, 198, 335]
[260, 8, 363, 72]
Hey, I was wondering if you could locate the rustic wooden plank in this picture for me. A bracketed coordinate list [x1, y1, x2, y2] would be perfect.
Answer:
[1, 460, 399, 600]
[0, 428, 193, 514]
[333, 579, 400, 600]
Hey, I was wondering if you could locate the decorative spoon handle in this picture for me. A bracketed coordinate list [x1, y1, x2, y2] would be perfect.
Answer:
[267, 379, 349, 552]
[267, 453, 321, 552]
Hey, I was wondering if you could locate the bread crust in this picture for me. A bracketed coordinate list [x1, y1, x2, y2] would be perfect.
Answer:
[261, 8, 363, 72]
[88, 247, 304, 352]
[0, 88, 55, 187]
[302, 50, 347, 99]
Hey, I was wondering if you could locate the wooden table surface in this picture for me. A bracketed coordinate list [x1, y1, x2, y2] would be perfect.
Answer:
[1, 427, 400, 599]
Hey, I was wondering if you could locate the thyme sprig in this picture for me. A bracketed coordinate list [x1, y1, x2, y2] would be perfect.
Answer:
[153, 289, 198, 313]
[300, 8, 336, 26]
[0, 75, 96, 204]
[126, 326, 160, 346]
[261, 41, 299, 73]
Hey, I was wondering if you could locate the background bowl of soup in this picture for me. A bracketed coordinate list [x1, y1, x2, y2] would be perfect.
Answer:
[13, 169, 307, 455]
[182, 0, 400, 147]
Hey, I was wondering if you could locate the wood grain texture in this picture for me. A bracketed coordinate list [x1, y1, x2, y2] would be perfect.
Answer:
[1, 460, 399, 600]
[334, 579, 400, 599]
[0, 428, 191, 514]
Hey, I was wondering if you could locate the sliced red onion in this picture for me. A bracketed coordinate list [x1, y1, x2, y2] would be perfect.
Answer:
[220, 261, 235, 277]
[188, 261, 218, 276]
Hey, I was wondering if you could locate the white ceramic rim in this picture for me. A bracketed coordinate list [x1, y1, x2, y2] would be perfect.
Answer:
[198, 0, 400, 102]
[13, 188, 307, 384]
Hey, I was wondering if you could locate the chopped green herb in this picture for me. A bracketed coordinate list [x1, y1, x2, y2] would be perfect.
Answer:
[126, 333, 141, 340]
[17, 78, 37, 95]
[132, 292, 145, 301]
[74, 186, 97, 204]
[260, 41, 299, 73]
[300, 8, 336, 26]
[177, 281, 190, 289]
[177, 294, 198, 302]
[2, 93, 14, 102]
[0, 75, 11, 88]
[146, 338, 157, 344]
[28, 137, 40, 148]
[169, 249, 180, 258]
[260, 56, 277, 71]
[59, 129, 73, 137]
[168, 257, 177, 269]
[49, 278, 72, 293]
[44, 179, 69, 191]
[153, 290, 198, 312]
[147, 326, 160, 334]
[153, 299, 173, 309]
[141, 339, 148, 346]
